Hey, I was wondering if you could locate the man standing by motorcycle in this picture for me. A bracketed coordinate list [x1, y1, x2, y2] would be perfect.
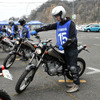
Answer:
[9, 20, 19, 40]
[18, 18, 30, 61]
[31, 6, 80, 93]
[18, 18, 30, 39]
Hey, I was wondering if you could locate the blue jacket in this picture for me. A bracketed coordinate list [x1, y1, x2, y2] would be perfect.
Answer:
[0, 26, 3, 36]
[11, 24, 19, 39]
[11, 25, 15, 36]
[21, 24, 30, 38]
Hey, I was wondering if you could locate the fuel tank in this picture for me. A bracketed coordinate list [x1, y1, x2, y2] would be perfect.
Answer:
[22, 40, 35, 51]
[47, 48, 65, 63]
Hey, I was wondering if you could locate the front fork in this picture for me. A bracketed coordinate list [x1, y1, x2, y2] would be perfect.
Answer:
[26, 52, 45, 71]
[11, 44, 23, 56]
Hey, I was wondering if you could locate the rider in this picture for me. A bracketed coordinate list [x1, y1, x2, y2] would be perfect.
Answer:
[9, 20, 19, 40]
[18, 18, 30, 39]
[18, 18, 30, 61]
[0, 26, 3, 36]
[31, 6, 80, 93]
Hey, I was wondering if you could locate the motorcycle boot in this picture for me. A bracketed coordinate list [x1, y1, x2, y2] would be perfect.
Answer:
[66, 83, 79, 93]
[20, 57, 28, 61]
[66, 66, 80, 93]
[66, 83, 74, 88]
[20, 50, 28, 61]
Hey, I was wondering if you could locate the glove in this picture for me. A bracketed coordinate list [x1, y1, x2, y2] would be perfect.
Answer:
[31, 30, 37, 35]
[59, 45, 64, 50]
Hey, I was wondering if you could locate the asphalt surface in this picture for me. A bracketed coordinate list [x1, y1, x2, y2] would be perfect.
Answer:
[0, 31, 100, 100]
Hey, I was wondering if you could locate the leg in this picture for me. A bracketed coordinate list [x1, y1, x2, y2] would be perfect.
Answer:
[66, 49, 80, 93]
[20, 50, 28, 61]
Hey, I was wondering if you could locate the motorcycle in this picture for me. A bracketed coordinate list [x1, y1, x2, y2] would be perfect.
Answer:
[15, 34, 88, 94]
[0, 28, 16, 52]
[0, 65, 13, 100]
[3, 35, 38, 69]
[0, 34, 15, 52]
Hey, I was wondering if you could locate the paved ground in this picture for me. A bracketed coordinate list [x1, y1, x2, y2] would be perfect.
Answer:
[0, 31, 100, 100]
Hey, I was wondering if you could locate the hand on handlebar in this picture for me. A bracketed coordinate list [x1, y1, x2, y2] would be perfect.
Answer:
[59, 45, 64, 50]
[31, 30, 37, 35]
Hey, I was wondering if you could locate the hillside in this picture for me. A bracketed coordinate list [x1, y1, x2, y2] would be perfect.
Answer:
[27, 0, 100, 24]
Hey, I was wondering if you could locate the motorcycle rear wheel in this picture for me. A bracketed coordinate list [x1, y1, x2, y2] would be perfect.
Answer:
[15, 69, 37, 94]
[3, 54, 16, 69]
[0, 90, 11, 100]
[66, 57, 86, 80]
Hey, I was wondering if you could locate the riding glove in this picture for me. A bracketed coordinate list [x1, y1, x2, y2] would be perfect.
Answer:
[31, 30, 37, 35]
[59, 45, 64, 50]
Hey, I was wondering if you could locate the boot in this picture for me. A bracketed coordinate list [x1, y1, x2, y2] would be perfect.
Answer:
[20, 57, 28, 61]
[66, 83, 74, 88]
[66, 84, 79, 93]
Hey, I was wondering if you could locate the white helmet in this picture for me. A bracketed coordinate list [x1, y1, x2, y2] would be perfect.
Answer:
[52, 6, 66, 20]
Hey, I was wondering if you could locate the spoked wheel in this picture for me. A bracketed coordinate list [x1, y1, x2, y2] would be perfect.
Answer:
[0, 90, 11, 100]
[3, 54, 16, 69]
[66, 57, 86, 80]
[15, 69, 37, 94]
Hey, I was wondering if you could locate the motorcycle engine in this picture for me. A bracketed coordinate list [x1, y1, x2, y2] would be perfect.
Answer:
[24, 49, 32, 58]
[46, 61, 63, 76]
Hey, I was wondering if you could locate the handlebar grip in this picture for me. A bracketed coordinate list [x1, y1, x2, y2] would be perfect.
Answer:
[28, 38, 33, 41]
[55, 45, 59, 48]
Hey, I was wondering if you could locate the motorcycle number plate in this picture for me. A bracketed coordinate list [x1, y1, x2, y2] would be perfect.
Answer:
[2, 70, 13, 80]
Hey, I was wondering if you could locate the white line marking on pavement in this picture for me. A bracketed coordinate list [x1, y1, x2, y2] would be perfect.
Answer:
[86, 67, 100, 75]
[95, 37, 100, 39]
[93, 44, 100, 46]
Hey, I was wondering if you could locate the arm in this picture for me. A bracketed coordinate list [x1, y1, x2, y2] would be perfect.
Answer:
[35, 23, 57, 32]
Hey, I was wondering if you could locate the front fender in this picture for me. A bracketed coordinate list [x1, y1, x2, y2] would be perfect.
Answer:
[26, 64, 36, 71]
[9, 51, 17, 55]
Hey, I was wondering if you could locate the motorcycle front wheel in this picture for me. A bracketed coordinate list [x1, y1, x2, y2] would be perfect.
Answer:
[3, 54, 16, 69]
[66, 57, 86, 80]
[0, 90, 11, 100]
[15, 69, 37, 94]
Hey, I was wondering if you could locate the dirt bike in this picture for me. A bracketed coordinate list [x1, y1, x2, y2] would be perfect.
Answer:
[0, 65, 13, 100]
[3, 35, 39, 69]
[0, 34, 15, 52]
[15, 34, 88, 94]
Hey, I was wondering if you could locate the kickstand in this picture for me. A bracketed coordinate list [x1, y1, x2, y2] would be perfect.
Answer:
[64, 75, 67, 88]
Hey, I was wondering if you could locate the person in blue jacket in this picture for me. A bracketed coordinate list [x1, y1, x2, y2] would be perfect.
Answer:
[18, 18, 30, 39]
[31, 6, 80, 93]
[1, 28, 11, 38]
[9, 20, 19, 39]
[0, 26, 3, 36]
[18, 18, 30, 61]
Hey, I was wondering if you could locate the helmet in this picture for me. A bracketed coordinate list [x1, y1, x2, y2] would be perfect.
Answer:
[52, 6, 66, 20]
[9, 20, 14, 26]
[18, 18, 26, 26]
